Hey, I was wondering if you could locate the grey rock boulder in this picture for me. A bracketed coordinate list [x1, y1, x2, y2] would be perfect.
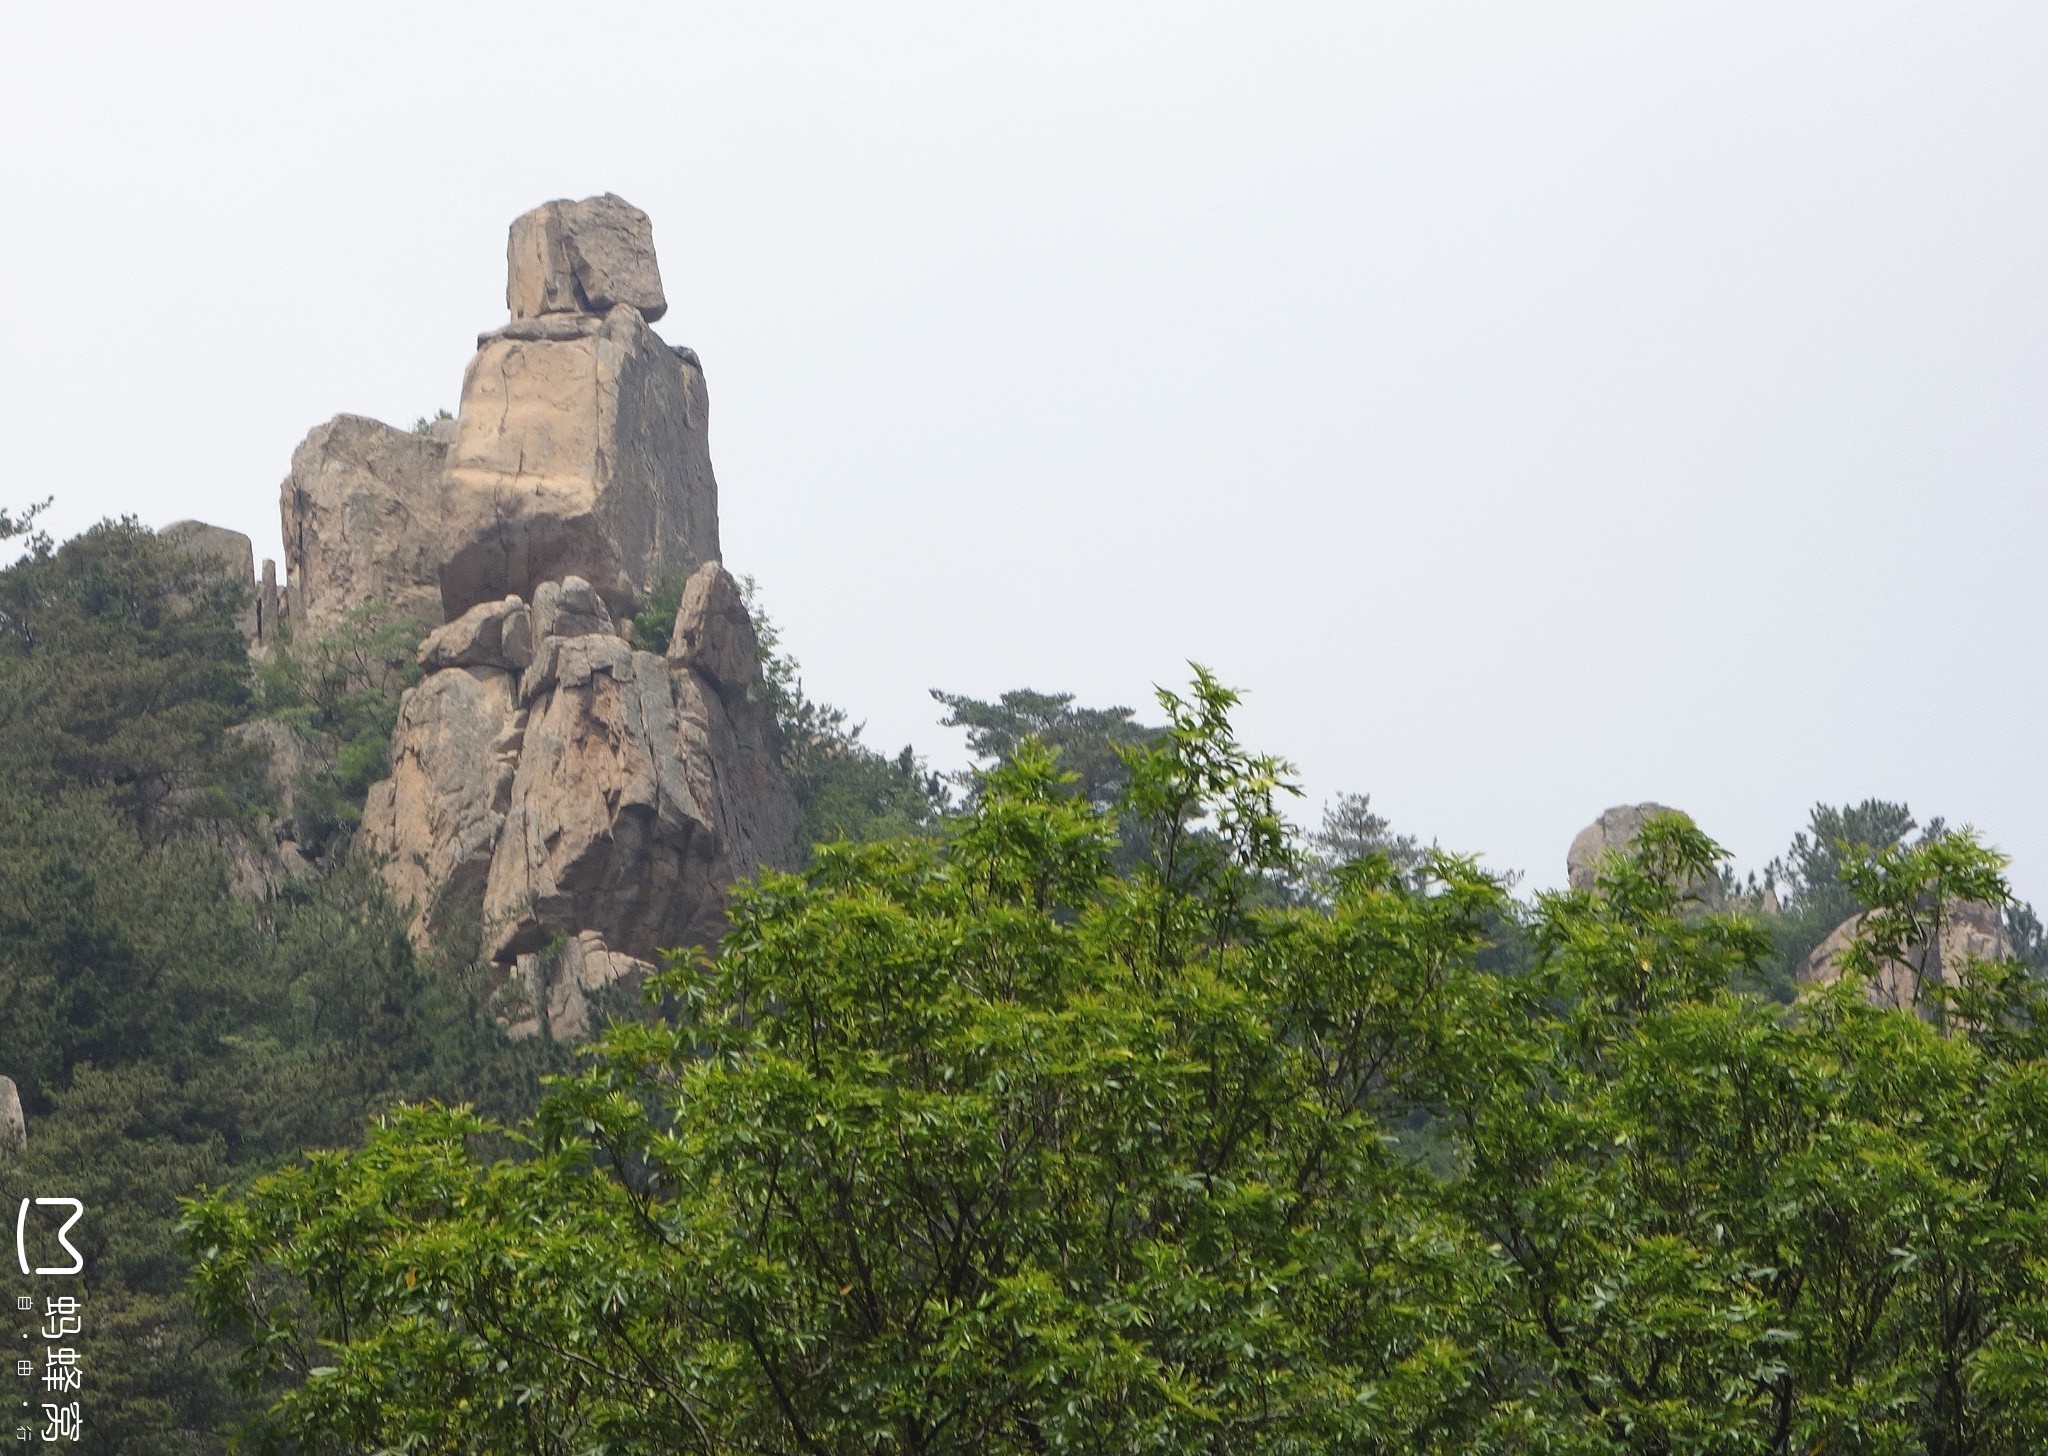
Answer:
[419, 595, 534, 672]
[1802, 900, 2011, 1016]
[280, 415, 449, 641]
[1567, 803, 1694, 893]
[439, 305, 719, 621]
[669, 562, 797, 879]
[360, 665, 524, 943]
[531, 576, 615, 642]
[161, 520, 258, 637]
[507, 193, 667, 322]
[483, 634, 722, 964]
[667, 560, 759, 688]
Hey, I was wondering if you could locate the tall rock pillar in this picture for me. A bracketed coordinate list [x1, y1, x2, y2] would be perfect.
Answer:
[438, 194, 721, 622]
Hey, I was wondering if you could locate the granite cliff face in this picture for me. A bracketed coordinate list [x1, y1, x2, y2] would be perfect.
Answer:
[191, 196, 794, 1041]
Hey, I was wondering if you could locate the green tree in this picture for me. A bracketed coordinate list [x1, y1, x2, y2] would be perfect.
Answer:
[932, 686, 1159, 811]
[185, 672, 1505, 1454]
[1440, 814, 2048, 1452]
[0, 512, 569, 1453]
[186, 692, 2048, 1454]
[253, 600, 426, 854]
[0, 518, 256, 832]
[746, 580, 949, 855]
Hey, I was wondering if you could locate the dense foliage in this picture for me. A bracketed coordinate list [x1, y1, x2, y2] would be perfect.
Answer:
[187, 674, 2048, 1454]
[0, 521, 570, 1454]
[6, 513, 2048, 1453]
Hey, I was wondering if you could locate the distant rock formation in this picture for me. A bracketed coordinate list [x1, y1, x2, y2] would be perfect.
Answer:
[1567, 802, 1684, 891]
[162, 519, 273, 642]
[221, 196, 796, 1040]
[1565, 801, 1730, 910]
[0, 1076, 23, 1154]
[1800, 901, 2010, 1015]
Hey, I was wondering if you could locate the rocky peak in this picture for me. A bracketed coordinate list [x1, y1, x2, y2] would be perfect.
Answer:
[1566, 802, 1686, 891]
[276, 194, 718, 638]
[270, 198, 798, 1041]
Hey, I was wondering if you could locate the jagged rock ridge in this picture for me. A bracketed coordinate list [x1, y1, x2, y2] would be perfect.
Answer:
[188, 196, 794, 1041]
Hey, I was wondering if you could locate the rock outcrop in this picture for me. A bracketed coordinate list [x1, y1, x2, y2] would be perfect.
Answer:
[364, 557, 794, 991]
[504, 931, 659, 1043]
[439, 301, 718, 619]
[367, 563, 794, 994]
[1801, 901, 2011, 1015]
[418, 595, 533, 673]
[1567, 803, 1686, 891]
[279, 197, 790, 1041]
[484, 624, 717, 962]
[0, 1075, 23, 1154]
[360, 664, 523, 942]
[163, 519, 257, 632]
[280, 415, 450, 640]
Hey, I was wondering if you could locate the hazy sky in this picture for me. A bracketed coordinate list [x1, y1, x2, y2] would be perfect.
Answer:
[4, 4, 2045, 900]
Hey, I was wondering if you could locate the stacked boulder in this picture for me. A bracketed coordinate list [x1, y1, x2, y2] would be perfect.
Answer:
[280, 195, 794, 1039]
[280, 192, 720, 636]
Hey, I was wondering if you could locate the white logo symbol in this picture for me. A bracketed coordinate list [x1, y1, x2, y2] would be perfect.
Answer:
[14, 1199, 83, 1276]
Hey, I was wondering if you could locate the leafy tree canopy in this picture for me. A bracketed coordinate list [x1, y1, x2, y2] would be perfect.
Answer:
[187, 675, 2048, 1455]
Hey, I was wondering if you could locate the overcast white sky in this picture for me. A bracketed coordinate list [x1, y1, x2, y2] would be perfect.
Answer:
[3, 3, 2045, 900]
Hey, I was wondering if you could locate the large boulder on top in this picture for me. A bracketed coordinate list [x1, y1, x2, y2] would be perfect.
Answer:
[438, 305, 719, 621]
[280, 415, 449, 641]
[507, 194, 668, 322]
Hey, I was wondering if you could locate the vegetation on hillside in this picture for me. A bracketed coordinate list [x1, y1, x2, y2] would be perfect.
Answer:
[0, 519, 570, 1454]
[2, 511, 2047, 1452]
[186, 673, 2048, 1454]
